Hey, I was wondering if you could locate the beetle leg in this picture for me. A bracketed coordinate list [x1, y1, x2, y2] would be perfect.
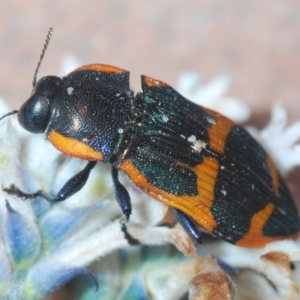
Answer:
[111, 168, 140, 245]
[173, 208, 202, 244]
[3, 161, 97, 202]
[111, 168, 132, 221]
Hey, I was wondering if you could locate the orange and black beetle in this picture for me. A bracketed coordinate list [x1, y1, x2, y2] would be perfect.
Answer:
[1, 31, 300, 248]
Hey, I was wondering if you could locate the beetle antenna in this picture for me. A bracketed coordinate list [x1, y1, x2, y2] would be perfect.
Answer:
[0, 110, 18, 122]
[32, 28, 53, 87]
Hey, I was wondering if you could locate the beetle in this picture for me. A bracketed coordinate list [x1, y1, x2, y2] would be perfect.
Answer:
[1, 29, 300, 248]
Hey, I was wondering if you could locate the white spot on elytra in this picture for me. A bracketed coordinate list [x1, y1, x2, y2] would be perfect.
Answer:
[221, 189, 227, 196]
[221, 165, 225, 170]
[278, 207, 286, 215]
[207, 115, 216, 125]
[118, 128, 123, 134]
[180, 134, 186, 139]
[82, 138, 88, 142]
[67, 87, 74, 95]
[187, 135, 207, 152]
[193, 141, 207, 152]
[162, 115, 169, 122]
[95, 77, 99, 81]
[188, 135, 196, 142]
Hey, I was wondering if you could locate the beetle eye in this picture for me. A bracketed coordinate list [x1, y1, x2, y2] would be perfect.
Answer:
[18, 76, 63, 133]
[18, 95, 50, 133]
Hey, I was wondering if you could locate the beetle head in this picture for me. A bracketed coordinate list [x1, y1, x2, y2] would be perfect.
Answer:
[18, 76, 63, 133]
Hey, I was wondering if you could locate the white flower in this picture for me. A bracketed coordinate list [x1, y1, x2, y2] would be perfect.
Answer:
[247, 102, 300, 175]
[177, 72, 251, 123]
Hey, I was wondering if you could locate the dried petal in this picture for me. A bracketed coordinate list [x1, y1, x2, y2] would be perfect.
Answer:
[189, 257, 235, 300]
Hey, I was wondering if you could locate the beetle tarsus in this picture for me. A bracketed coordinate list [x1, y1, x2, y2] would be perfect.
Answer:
[3, 161, 97, 202]
[120, 221, 140, 246]
[3, 184, 54, 201]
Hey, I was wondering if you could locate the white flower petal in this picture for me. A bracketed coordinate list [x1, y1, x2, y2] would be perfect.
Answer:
[249, 103, 300, 174]
[177, 72, 251, 123]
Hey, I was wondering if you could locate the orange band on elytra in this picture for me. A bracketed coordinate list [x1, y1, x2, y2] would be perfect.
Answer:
[266, 156, 280, 195]
[48, 130, 103, 161]
[203, 108, 234, 155]
[142, 75, 170, 88]
[72, 64, 126, 74]
[236, 202, 300, 247]
[120, 157, 219, 233]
